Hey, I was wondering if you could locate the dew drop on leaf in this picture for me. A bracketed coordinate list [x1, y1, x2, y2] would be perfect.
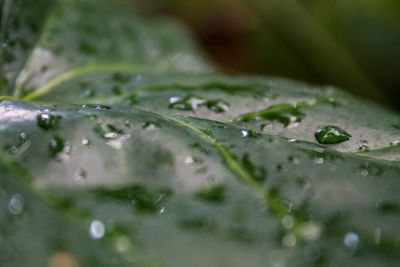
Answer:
[36, 113, 62, 131]
[314, 126, 351, 144]
[195, 184, 225, 203]
[8, 194, 24, 215]
[49, 136, 64, 156]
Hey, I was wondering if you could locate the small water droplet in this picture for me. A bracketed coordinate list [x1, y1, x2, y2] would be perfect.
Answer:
[8, 194, 24, 215]
[288, 138, 296, 143]
[281, 215, 294, 229]
[390, 140, 400, 146]
[49, 136, 64, 156]
[315, 126, 351, 144]
[184, 156, 194, 165]
[344, 232, 359, 250]
[90, 220, 105, 239]
[360, 169, 368, 176]
[82, 89, 95, 98]
[160, 206, 165, 214]
[241, 130, 248, 137]
[195, 185, 225, 203]
[81, 136, 90, 145]
[74, 168, 87, 182]
[314, 157, 324, 164]
[282, 234, 296, 248]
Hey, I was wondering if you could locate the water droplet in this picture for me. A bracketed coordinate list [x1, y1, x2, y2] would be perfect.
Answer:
[83, 104, 111, 110]
[81, 136, 90, 146]
[49, 136, 64, 156]
[288, 138, 297, 143]
[282, 234, 296, 248]
[360, 169, 368, 176]
[314, 157, 324, 164]
[241, 130, 248, 137]
[390, 140, 400, 146]
[184, 156, 194, 165]
[37, 113, 62, 131]
[281, 215, 294, 229]
[344, 232, 359, 250]
[8, 194, 24, 215]
[90, 220, 105, 239]
[160, 206, 166, 214]
[74, 168, 87, 182]
[82, 89, 95, 98]
[195, 185, 225, 203]
[235, 104, 305, 127]
[298, 222, 321, 241]
[314, 126, 351, 144]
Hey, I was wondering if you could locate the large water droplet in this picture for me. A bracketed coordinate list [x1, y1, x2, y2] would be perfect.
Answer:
[314, 126, 351, 144]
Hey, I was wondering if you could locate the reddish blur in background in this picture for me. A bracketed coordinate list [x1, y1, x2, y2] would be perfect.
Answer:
[119, 0, 400, 111]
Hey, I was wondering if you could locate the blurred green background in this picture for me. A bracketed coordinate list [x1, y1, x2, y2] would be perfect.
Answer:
[117, 0, 400, 111]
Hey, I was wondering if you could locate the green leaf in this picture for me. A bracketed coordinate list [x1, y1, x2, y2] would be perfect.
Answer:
[1, 0, 400, 266]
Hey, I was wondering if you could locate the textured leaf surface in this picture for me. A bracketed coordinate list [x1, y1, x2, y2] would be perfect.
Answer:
[1, 0, 400, 266]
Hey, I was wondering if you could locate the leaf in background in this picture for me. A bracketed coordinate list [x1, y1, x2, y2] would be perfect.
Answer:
[1, 0, 400, 266]
[0, 0, 54, 95]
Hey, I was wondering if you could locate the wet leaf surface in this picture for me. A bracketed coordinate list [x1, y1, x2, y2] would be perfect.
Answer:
[1, 0, 400, 266]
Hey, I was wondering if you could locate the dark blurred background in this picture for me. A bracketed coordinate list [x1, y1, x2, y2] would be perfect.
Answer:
[118, 0, 400, 111]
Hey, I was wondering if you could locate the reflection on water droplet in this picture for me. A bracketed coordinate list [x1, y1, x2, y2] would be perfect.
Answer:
[90, 220, 105, 239]
[344, 232, 359, 250]
[81, 136, 90, 145]
[315, 126, 351, 144]
[288, 138, 296, 143]
[8, 194, 24, 215]
[184, 156, 194, 165]
[160, 207, 165, 214]
[169, 96, 180, 104]
[241, 130, 248, 137]
[282, 234, 296, 248]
